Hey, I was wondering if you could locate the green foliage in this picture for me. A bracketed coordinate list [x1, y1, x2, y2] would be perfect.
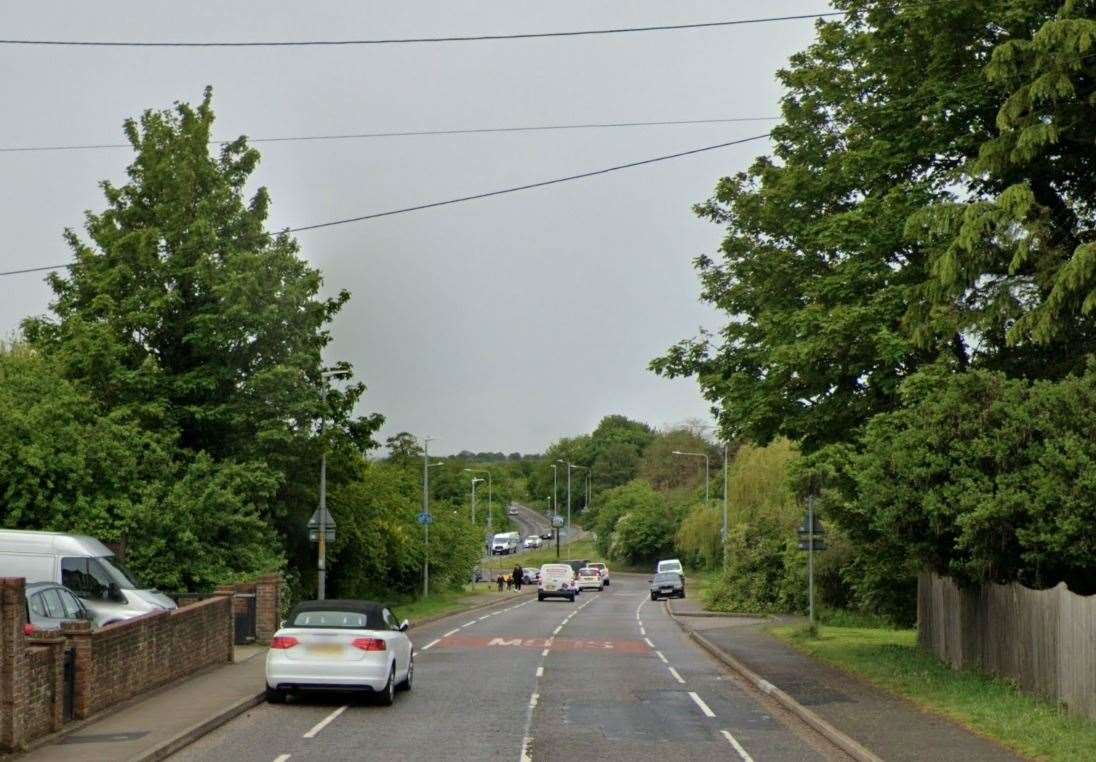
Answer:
[0, 344, 282, 591]
[832, 366, 1096, 594]
[675, 502, 722, 570]
[13, 90, 382, 595]
[637, 428, 714, 492]
[607, 493, 677, 567]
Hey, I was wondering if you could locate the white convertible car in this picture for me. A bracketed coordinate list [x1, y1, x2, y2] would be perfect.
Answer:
[265, 599, 414, 706]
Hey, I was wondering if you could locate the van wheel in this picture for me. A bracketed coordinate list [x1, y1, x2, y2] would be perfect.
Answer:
[538, 593, 545, 601]
[266, 687, 287, 704]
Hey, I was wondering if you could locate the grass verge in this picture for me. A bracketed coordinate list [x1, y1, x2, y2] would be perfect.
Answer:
[772, 625, 1096, 762]
[387, 584, 519, 624]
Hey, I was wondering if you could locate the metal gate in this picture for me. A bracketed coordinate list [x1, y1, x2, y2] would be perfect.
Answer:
[233, 593, 257, 645]
[62, 647, 76, 721]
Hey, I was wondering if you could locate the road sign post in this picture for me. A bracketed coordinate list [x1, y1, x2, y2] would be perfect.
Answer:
[552, 514, 564, 559]
[797, 496, 826, 631]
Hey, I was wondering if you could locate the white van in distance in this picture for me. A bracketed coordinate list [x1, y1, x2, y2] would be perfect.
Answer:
[0, 529, 177, 625]
[490, 531, 521, 555]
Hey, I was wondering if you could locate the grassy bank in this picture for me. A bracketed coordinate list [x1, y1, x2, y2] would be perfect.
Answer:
[773, 625, 1096, 762]
[387, 584, 519, 624]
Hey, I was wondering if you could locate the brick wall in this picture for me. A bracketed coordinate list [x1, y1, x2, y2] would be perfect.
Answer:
[23, 639, 64, 740]
[1, 572, 275, 751]
[65, 593, 234, 719]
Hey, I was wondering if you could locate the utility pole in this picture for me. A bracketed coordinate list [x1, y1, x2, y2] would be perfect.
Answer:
[318, 446, 327, 600]
[470, 477, 484, 524]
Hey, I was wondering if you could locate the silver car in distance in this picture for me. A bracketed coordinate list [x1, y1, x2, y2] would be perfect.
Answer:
[265, 600, 413, 706]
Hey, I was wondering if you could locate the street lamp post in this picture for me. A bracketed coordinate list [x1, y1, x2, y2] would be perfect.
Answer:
[470, 477, 484, 524]
[556, 460, 587, 549]
[314, 368, 348, 600]
[464, 467, 493, 552]
[422, 442, 443, 598]
[722, 443, 729, 569]
[672, 450, 710, 503]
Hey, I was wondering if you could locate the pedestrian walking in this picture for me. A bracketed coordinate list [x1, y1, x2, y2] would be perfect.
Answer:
[512, 564, 523, 592]
[497, 574, 504, 592]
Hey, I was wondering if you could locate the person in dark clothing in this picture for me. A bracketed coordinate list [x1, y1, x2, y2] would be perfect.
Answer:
[512, 564, 524, 591]
[497, 575, 505, 592]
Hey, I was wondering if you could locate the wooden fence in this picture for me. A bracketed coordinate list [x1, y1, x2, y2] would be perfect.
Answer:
[918, 571, 1096, 718]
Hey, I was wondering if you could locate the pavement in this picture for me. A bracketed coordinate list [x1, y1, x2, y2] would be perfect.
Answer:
[169, 575, 848, 762]
[667, 599, 1026, 761]
[21, 645, 268, 762]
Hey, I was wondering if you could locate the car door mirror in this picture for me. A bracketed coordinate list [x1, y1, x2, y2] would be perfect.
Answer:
[399, 620, 409, 632]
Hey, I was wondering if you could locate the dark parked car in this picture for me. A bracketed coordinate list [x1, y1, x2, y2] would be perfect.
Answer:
[649, 572, 685, 601]
[25, 581, 99, 632]
[540, 530, 553, 540]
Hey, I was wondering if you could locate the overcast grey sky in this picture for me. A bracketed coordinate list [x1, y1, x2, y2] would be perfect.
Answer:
[0, 1, 830, 454]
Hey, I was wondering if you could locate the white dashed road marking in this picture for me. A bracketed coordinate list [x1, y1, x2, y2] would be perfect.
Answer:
[463, 620, 477, 627]
[688, 692, 716, 718]
[536, 666, 544, 677]
[421, 638, 440, 651]
[668, 667, 686, 684]
[721, 730, 756, 761]
[303, 705, 347, 738]
[273, 755, 291, 762]
[443, 628, 460, 637]
[644, 637, 655, 648]
[655, 650, 668, 663]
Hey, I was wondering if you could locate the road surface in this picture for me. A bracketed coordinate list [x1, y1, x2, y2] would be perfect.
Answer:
[172, 575, 847, 762]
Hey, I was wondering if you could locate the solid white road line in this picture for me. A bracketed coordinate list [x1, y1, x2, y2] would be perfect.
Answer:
[536, 666, 544, 677]
[644, 637, 655, 648]
[443, 628, 460, 637]
[668, 667, 686, 684]
[273, 755, 291, 762]
[422, 638, 440, 651]
[303, 705, 348, 738]
[688, 692, 716, 718]
[721, 730, 756, 762]
[655, 650, 668, 663]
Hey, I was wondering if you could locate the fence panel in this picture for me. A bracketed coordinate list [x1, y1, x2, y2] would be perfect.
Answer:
[918, 572, 1095, 719]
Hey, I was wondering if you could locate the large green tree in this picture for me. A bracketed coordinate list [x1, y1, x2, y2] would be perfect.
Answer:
[652, 0, 1072, 452]
[22, 89, 381, 588]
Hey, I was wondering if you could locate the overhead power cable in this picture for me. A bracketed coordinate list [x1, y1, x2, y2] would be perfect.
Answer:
[0, 132, 771, 277]
[0, 117, 780, 154]
[0, 13, 841, 48]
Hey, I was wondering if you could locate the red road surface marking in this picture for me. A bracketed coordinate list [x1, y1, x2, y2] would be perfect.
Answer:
[435, 634, 650, 653]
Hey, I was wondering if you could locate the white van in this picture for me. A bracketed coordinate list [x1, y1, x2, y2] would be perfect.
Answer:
[656, 558, 684, 576]
[0, 530, 176, 624]
[490, 531, 521, 555]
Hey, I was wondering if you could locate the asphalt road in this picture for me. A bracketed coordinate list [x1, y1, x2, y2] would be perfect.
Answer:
[172, 575, 846, 762]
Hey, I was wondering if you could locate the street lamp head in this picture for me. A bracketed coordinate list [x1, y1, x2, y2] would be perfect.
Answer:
[672, 450, 684, 455]
[428, 461, 444, 468]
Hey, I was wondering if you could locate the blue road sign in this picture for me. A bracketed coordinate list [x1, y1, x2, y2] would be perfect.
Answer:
[417, 512, 434, 525]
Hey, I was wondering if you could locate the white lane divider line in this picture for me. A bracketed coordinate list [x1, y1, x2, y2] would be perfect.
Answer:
[721, 730, 755, 761]
[421, 638, 440, 651]
[668, 666, 686, 684]
[520, 736, 533, 762]
[479, 615, 491, 621]
[541, 648, 549, 657]
[273, 755, 291, 762]
[303, 705, 348, 738]
[552, 626, 562, 635]
[463, 620, 478, 627]
[688, 691, 716, 718]
[536, 666, 544, 677]
[639, 626, 646, 636]
[443, 628, 460, 637]
[528, 693, 539, 708]
[655, 650, 668, 663]
[644, 637, 655, 648]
